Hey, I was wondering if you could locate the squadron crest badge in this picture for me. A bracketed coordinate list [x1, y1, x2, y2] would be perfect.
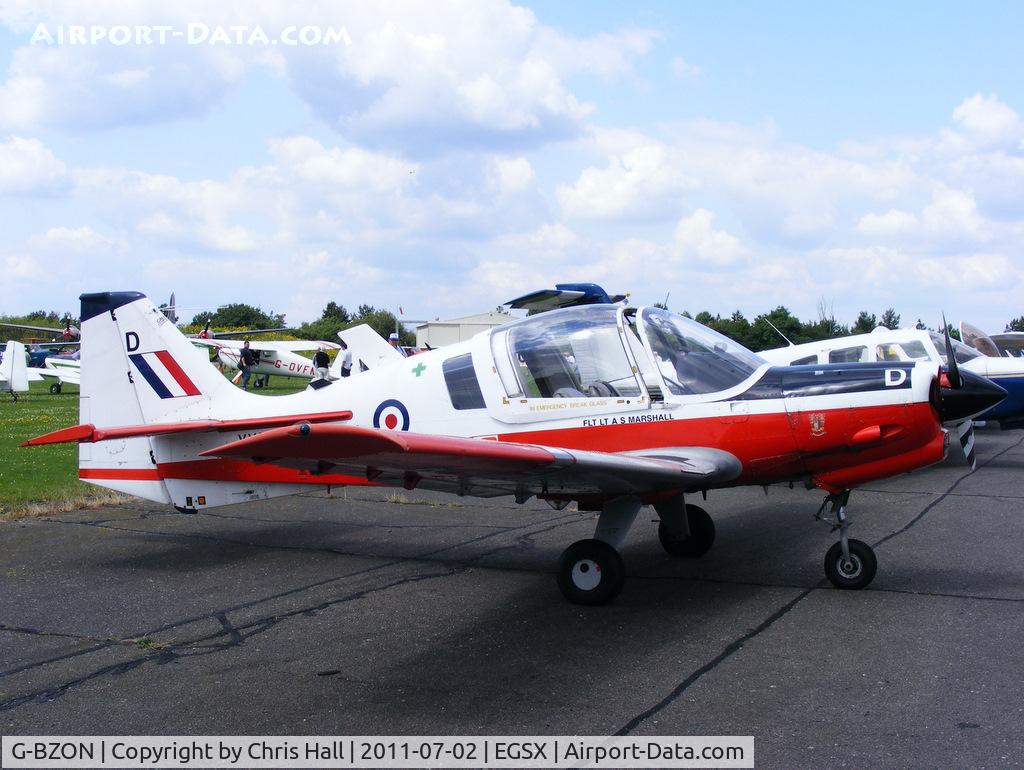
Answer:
[809, 413, 826, 437]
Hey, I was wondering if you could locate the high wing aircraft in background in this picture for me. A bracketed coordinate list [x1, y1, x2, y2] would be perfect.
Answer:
[761, 325, 1024, 438]
[29, 349, 81, 394]
[23, 292, 1004, 604]
[190, 337, 341, 387]
[0, 319, 80, 341]
[0, 340, 30, 400]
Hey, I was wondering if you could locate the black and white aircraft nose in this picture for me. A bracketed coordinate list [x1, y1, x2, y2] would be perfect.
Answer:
[940, 369, 1007, 422]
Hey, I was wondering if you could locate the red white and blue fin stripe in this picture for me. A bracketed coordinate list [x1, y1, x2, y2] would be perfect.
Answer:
[129, 350, 202, 399]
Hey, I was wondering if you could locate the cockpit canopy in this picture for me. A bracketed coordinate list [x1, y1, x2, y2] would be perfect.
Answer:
[489, 304, 763, 401]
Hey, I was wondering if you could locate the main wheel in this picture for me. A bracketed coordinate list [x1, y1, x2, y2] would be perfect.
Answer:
[658, 504, 715, 558]
[824, 539, 877, 590]
[557, 539, 625, 605]
[49, 382, 62, 394]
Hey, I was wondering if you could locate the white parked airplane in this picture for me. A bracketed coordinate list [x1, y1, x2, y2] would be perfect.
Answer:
[191, 338, 340, 387]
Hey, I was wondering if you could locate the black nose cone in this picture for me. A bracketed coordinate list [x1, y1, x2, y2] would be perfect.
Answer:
[940, 369, 1007, 423]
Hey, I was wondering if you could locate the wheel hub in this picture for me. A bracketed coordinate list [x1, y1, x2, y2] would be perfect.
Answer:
[839, 556, 862, 578]
[571, 559, 602, 590]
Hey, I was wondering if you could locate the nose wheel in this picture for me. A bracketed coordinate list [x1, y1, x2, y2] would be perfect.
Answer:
[816, 491, 878, 590]
[824, 539, 877, 589]
[557, 539, 625, 605]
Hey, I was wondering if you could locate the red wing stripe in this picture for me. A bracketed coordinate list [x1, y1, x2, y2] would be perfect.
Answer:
[80, 468, 161, 481]
[154, 350, 201, 396]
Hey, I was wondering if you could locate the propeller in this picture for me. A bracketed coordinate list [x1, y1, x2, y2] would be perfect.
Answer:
[941, 313, 962, 389]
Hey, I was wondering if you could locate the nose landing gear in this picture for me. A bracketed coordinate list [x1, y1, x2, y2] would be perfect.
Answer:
[815, 490, 877, 590]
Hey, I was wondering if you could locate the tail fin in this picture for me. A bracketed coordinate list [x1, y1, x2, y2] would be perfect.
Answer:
[77, 291, 232, 503]
[1, 340, 29, 394]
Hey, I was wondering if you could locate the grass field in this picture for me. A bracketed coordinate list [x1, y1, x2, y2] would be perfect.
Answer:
[0, 375, 308, 516]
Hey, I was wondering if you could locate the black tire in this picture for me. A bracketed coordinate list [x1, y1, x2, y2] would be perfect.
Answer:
[49, 382, 61, 395]
[658, 504, 715, 558]
[824, 539, 877, 590]
[556, 539, 625, 605]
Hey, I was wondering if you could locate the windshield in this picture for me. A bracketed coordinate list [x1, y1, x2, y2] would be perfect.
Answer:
[928, 332, 981, 365]
[491, 305, 642, 398]
[640, 307, 762, 395]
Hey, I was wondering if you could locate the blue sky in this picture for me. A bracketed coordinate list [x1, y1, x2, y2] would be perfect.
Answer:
[1, 1, 1022, 333]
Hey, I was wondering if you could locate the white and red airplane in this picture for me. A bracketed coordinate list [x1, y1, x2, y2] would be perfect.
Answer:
[23, 292, 1004, 604]
[191, 337, 340, 386]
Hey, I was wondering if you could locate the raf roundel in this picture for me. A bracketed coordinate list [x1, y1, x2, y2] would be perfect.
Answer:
[373, 399, 410, 432]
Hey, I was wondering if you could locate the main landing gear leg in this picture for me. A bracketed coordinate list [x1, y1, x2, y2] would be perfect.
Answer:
[557, 496, 641, 605]
[816, 490, 877, 590]
[654, 494, 716, 558]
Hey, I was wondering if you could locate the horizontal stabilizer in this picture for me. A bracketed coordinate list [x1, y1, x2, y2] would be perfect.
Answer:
[22, 410, 353, 446]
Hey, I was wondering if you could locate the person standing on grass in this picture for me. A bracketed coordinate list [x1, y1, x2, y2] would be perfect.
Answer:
[238, 340, 258, 390]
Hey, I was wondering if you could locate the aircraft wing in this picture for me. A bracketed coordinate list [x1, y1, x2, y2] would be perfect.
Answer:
[0, 321, 78, 338]
[32, 367, 80, 385]
[210, 327, 292, 339]
[199, 423, 742, 499]
[190, 338, 338, 352]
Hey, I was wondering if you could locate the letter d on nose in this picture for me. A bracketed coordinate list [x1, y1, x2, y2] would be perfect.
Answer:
[884, 368, 907, 387]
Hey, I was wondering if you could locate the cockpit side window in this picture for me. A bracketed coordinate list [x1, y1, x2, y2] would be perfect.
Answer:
[829, 345, 867, 363]
[443, 353, 485, 410]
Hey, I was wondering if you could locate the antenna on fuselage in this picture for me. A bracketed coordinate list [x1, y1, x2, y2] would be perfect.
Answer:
[765, 318, 794, 346]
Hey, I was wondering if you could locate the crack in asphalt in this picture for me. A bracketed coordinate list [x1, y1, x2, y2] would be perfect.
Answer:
[613, 436, 1024, 735]
[0, 510, 585, 708]
[0, 567, 460, 712]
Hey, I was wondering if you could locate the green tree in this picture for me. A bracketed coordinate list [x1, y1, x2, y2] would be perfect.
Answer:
[852, 311, 877, 335]
[879, 308, 901, 330]
[191, 304, 284, 330]
[748, 306, 803, 351]
[1007, 316, 1024, 332]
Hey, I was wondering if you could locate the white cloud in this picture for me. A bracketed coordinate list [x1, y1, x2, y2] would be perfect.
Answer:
[0, 1, 654, 152]
[3, 254, 41, 279]
[671, 56, 701, 80]
[557, 141, 693, 219]
[27, 225, 122, 253]
[0, 136, 68, 194]
[856, 208, 918, 236]
[674, 209, 748, 265]
[952, 93, 1023, 149]
[920, 185, 987, 242]
[268, 136, 416, 193]
[488, 156, 535, 195]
